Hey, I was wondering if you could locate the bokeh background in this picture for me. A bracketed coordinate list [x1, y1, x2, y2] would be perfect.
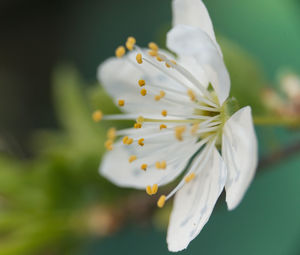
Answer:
[0, 0, 300, 254]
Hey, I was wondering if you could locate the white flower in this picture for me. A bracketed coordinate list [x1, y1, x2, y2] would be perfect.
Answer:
[96, 0, 258, 252]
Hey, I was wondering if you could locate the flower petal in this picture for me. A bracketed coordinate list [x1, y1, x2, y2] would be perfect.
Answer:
[167, 148, 227, 252]
[167, 25, 230, 105]
[100, 134, 198, 189]
[97, 50, 193, 116]
[172, 0, 221, 55]
[222, 106, 258, 210]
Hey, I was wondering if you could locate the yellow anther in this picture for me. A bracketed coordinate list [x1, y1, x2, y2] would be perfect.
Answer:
[127, 36, 136, 45]
[107, 127, 116, 140]
[146, 185, 153, 195]
[125, 36, 136, 51]
[160, 160, 167, 169]
[157, 195, 166, 208]
[159, 90, 166, 98]
[138, 138, 145, 146]
[171, 60, 177, 65]
[185, 172, 196, 183]
[138, 79, 146, 87]
[141, 163, 148, 171]
[187, 89, 196, 101]
[136, 53, 143, 64]
[161, 110, 167, 117]
[134, 123, 142, 129]
[129, 155, 137, 163]
[148, 50, 158, 57]
[148, 42, 159, 51]
[165, 62, 171, 68]
[118, 99, 125, 107]
[175, 126, 186, 141]
[104, 139, 113, 151]
[156, 56, 163, 62]
[115, 46, 126, 58]
[151, 184, 158, 195]
[140, 88, 147, 96]
[126, 138, 133, 145]
[155, 161, 161, 169]
[160, 124, 167, 130]
[191, 123, 199, 135]
[136, 116, 144, 123]
[122, 136, 129, 144]
[154, 95, 161, 101]
[92, 110, 103, 122]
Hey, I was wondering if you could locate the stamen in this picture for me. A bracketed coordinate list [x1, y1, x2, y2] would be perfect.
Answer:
[134, 123, 142, 129]
[140, 88, 147, 96]
[141, 163, 148, 171]
[187, 89, 196, 101]
[175, 126, 186, 141]
[146, 185, 152, 195]
[165, 62, 171, 68]
[115, 46, 126, 58]
[157, 195, 166, 208]
[136, 116, 144, 124]
[140, 117, 203, 124]
[155, 160, 167, 169]
[161, 110, 167, 117]
[102, 114, 139, 121]
[156, 56, 163, 62]
[138, 138, 145, 146]
[159, 90, 165, 98]
[122, 136, 133, 145]
[155, 161, 161, 169]
[160, 160, 166, 169]
[92, 110, 103, 122]
[136, 53, 143, 64]
[151, 184, 158, 194]
[126, 36, 136, 51]
[122, 136, 129, 144]
[185, 172, 196, 183]
[107, 127, 116, 140]
[104, 139, 113, 151]
[126, 138, 133, 145]
[148, 42, 159, 51]
[148, 50, 158, 57]
[138, 79, 146, 87]
[129, 155, 137, 163]
[160, 124, 167, 130]
[118, 99, 125, 107]
[154, 95, 161, 101]
[190, 123, 199, 135]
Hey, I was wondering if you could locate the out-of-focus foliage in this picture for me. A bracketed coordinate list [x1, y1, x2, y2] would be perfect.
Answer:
[0, 67, 130, 255]
[219, 37, 267, 115]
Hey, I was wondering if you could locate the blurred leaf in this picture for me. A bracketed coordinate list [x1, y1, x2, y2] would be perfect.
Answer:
[219, 37, 268, 115]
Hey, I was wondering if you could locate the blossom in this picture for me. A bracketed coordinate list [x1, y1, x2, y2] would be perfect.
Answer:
[96, 0, 258, 252]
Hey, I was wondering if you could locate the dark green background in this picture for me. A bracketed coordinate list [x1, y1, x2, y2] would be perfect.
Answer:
[0, 0, 299, 254]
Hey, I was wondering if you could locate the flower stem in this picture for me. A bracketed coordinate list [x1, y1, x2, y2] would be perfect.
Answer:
[253, 116, 300, 127]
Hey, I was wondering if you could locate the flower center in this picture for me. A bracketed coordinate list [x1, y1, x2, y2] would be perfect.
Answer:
[96, 36, 230, 208]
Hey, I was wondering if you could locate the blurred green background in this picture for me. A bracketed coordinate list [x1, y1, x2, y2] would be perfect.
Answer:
[0, 0, 299, 254]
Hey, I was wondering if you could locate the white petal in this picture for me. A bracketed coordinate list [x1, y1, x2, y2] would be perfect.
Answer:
[97, 50, 193, 116]
[100, 135, 198, 189]
[167, 148, 227, 252]
[172, 0, 221, 55]
[222, 106, 258, 210]
[167, 25, 230, 105]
